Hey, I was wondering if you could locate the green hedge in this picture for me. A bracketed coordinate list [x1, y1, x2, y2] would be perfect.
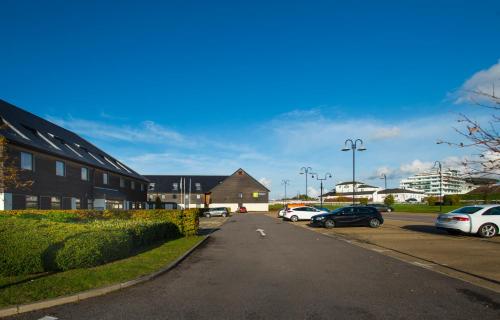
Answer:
[0, 209, 200, 276]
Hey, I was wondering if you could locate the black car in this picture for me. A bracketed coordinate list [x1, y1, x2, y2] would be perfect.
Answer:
[310, 206, 384, 229]
[368, 203, 394, 212]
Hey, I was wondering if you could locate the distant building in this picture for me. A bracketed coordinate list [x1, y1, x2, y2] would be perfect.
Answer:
[0, 99, 148, 210]
[400, 170, 476, 196]
[334, 181, 380, 193]
[373, 188, 426, 203]
[145, 168, 270, 212]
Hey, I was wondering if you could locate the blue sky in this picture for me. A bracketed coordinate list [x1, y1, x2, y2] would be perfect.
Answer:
[1, 0, 499, 198]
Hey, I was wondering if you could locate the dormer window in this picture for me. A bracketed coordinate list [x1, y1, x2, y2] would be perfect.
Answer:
[172, 183, 178, 191]
[195, 183, 201, 191]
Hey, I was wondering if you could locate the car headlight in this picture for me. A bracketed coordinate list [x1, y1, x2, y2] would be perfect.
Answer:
[315, 216, 325, 220]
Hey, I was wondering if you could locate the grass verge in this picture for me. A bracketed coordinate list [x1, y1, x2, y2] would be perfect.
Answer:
[0, 236, 203, 308]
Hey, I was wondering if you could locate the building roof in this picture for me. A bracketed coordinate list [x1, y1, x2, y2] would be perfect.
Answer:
[0, 99, 147, 182]
[334, 191, 376, 196]
[377, 188, 425, 194]
[145, 175, 228, 193]
[336, 181, 365, 186]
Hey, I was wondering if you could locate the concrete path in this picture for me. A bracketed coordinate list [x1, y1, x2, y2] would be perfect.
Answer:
[8, 213, 500, 320]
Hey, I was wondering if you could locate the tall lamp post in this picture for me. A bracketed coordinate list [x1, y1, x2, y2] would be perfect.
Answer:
[341, 139, 366, 205]
[381, 173, 387, 190]
[281, 179, 290, 206]
[433, 161, 443, 212]
[299, 167, 313, 200]
[311, 172, 333, 208]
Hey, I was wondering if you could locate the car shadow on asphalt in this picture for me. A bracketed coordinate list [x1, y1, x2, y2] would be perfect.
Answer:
[402, 224, 457, 236]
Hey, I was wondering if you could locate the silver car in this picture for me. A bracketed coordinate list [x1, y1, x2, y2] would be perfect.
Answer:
[204, 207, 229, 218]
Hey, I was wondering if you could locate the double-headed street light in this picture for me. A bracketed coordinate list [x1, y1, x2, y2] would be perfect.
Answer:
[299, 167, 313, 200]
[341, 139, 366, 205]
[433, 161, 443, 212]
[281, 179, 290, 206]
[311, 172, 333, 208]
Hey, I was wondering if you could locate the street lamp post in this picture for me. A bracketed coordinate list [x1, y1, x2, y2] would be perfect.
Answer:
[341, 139, 366, 205]
[311, 172, 333, 208]
[299, 167, 313, 200]
[281, 179, 290, 206]
[381, 173, 387, 190]
[433, 161, 443, 212]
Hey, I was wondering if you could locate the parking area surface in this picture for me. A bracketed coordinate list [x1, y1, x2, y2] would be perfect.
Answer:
[8, 213, 500, 320]
[268, 211, 500, 291]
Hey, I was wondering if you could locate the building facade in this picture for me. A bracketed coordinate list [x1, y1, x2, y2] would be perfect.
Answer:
[0, 99, 148, 210]
[146, 168, 270, 212]
[373, 188, 426, 203]
[335, 181, 380, 194]
[400, 170, 476, 196]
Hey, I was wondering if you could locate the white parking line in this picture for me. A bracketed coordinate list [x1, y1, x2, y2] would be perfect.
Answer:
[412, 262, 435, 269]
[38, 316, 58, 320]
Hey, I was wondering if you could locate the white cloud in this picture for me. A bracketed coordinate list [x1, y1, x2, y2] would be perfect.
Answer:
[372, 127, 401, 140]
[258, 177, 272, 188]
[455, 59, 500, 103]
[399, 159, 434, 174]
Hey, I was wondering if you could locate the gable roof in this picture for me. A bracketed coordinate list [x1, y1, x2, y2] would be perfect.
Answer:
[0, 99, 147, 182]
[145, 175, 228, 193]
[336, 181, 365, 186]
[209, 168, 270, 193]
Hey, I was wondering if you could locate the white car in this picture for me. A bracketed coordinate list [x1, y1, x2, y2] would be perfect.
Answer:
[283, 206, 329, 222]
[435, 205, 500, 238]
[278, 208, 286, 217]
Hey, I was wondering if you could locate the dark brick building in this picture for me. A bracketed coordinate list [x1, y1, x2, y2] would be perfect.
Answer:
[0, 99, 148, 210]
[146, 168, 269, 211]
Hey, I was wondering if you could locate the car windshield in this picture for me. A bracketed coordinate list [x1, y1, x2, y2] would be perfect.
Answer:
[330, 207, 344, 214]
[450, 206, 483, 214]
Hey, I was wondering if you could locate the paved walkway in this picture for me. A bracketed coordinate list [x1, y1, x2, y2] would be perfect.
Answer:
[9, 213, 500, 320]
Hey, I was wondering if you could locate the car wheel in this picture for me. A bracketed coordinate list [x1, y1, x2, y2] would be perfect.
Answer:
[324, 219, 335, 229]
[369, 218, 381, 228]
[204, 213, 211, 218]
[386, 208, 392, 212]
[222, 213, 227, 217]
[478, 223, 497, 238]
[290, 215, 298, 222]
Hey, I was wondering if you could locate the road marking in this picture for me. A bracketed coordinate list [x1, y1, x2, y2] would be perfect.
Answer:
[412, 262, 435, 269]
[371, 248, 390, 253]
[38, 316, 58, 320]
[256, 229, 266, 236]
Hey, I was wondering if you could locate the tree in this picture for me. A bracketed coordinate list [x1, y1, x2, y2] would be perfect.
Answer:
[439, 88, 499, 177]
[426, 196, 438, 206]
[0, 135, 33, 191]
[154, 196, 162, 209]
[359, 197, 368, 205]
[384, 194, 395, 206]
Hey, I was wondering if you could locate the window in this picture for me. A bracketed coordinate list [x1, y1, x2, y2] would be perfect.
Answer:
[131, 181, 135, 190]
[140, 184, 144, 191]
[120, 178, 125, 188]
[26, 195, 38, 209]
[56, 161, 65, 176]
[21, 152, 33, 170]
[195, 183, 201, 191]
[103, 173, 109, 185]
[148, 183, 155, 191]
[238, 192, 243, 198]
[172, 194, 177, 199]
[484, 207, 500, 216]
[88, 199, 94, 209]
[75, 198, 81, 209]
[81, 167, 89, 181]
[172, 183, 178, 191]
[51, 196, 61, 209]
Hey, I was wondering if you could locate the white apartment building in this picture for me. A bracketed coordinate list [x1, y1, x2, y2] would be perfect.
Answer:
[400, 170, 476, 196]
[335, 181, 380, 193]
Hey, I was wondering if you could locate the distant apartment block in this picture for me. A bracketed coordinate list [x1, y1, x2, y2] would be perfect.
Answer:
[146, 168, 270, 212]
[400, 169, 476, 196]
[0, 99, 148, 210]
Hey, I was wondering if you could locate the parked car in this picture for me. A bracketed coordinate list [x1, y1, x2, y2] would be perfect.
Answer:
[278, 203, 307, 218]
[238, 206, 248, 213]
[283, 206, 329, 222]
[313, 206, 331, 212]
[435, 204, 500, 238]
[368, 203, 394, 212]
[310, 206, 384, 229]
[405, 198, 419, 203]
[204, 207, 229, 218]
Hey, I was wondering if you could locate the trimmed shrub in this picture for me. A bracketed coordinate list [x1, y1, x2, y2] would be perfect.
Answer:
[384, 195, 395, 206]
[359, 198, 369, 205]
[55, 231, 132, 270]
[426, 196, 438, 206]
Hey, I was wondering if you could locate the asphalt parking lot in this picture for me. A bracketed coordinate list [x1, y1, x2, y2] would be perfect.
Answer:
[268, 211, 500, 292]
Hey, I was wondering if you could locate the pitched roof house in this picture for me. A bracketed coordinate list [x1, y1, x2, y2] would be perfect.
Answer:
[0, 99, 148, 210]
